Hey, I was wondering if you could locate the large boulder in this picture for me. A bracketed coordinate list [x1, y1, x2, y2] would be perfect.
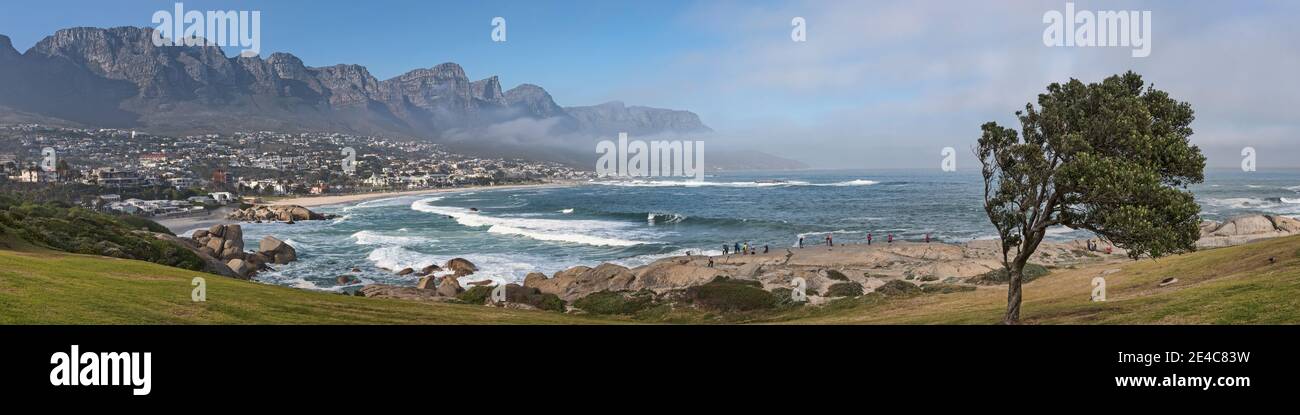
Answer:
[258, 235, 297, 264]
[444, 258, 478, 276]
[524, 263, 636, 301]
[416, 276, 437, 290]
[1207, 215, 1279, 237]
[226, 258, 252, 279]
[631, 260, 730, 293]
[436, 276, 463, 297]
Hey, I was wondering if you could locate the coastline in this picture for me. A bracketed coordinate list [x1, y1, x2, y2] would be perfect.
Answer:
[153, 181, 578, 234]
[267, 181, 579, 208]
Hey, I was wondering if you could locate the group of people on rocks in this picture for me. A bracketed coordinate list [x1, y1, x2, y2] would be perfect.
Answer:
[723, 231, 935, 259]
[723, 242, 770, 256]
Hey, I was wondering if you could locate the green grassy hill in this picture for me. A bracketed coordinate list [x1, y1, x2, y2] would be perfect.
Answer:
[1, 233, 1297, 324]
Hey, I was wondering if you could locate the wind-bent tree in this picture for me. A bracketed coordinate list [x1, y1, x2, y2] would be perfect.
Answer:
[976, 71, 1205, 324]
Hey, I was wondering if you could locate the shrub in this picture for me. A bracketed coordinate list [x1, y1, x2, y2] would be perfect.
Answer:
[458, 284, 567, 312]
[824, 282, 864, 297]
[0, 199, 202, 271]
[968, 264, 1050, 285]
[573, 290, 654, 315]
[119, 216, 173, 235]
[873, 280, 921, 297]
[685, 276, 777, 312]
[457, 285, 493, 304]
[824, 269, 849, 281]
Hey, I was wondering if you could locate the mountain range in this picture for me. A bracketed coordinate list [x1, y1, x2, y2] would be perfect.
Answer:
[0, 27, 805, 169]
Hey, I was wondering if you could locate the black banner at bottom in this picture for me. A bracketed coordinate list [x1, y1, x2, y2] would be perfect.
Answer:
[0, 325, 1292, 404]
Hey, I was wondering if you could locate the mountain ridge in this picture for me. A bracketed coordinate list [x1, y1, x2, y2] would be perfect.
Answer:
[0, 26, 711, 139]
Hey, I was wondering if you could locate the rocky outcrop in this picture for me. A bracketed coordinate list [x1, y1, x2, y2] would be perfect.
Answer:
[185, 225, 298, 279]
[257, 235, 298, 265]
[523, 263, 639, 301]
[444, 258, 478, 277]
[228, 205, 336, 223]
[1197, 215, 1300, 248]
[152, 233, 240, 278]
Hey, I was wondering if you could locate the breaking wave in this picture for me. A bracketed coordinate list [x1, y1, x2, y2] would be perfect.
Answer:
[411, 197, 649, 247]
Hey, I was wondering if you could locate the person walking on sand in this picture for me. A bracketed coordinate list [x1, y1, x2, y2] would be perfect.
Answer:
[826, 234, 833, 247]
[735, 242, 741, 253]
[925, 233, 930, 243]
[888, 233, 894, 244]
[798, 236, 804, 249]
[867, 233, 873, 245]
[763, 244, 769, 254]
[722, 244, 729, 255]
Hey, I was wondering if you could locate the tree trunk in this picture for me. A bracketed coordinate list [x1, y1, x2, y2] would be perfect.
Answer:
[1003, 261, 1025, 324]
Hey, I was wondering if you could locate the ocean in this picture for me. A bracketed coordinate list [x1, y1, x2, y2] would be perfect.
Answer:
[226, 168, 1300, 291]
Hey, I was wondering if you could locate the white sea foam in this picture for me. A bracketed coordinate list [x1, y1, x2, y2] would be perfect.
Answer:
[341, 196, 410, 212]
[560, 208, 574, 214]
[587, 179, 879, 188]
[1282, 198, 1300, 204]
[411, 197, 649, 247]
[366, 246, 437, 271]
[648, 212, 686, 224]
[351, 230, 433, 246]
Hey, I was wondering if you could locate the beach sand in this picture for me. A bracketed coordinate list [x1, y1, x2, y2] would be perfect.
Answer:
[153, 206, 239, 235]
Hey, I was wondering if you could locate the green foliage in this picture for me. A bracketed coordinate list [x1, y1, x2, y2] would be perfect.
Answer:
[969, 264, 1050, 285]
[573, 290, 654, 315]
[977, 71, 1205, 262]
[0, 194, 201, 271]
[824, 269, 849, 281]
[825, 282, 864, 297]
[874, 280, 921, 297]
[457, 285, 493, 304]
[458, 285, 567, 312]
[685, 276, 777, 312]
[119, 215, 174, 235]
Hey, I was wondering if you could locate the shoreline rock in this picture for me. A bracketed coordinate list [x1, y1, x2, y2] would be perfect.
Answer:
[227, 204, 337, 223]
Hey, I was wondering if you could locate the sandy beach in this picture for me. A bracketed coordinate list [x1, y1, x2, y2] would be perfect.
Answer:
[266, 182, 575, 208]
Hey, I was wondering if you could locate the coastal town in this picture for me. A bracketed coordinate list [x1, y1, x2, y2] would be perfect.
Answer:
[0, 124, 593, 218]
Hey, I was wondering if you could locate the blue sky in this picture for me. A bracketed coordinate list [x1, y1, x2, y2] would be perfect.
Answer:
[3, 0, 1298, 168]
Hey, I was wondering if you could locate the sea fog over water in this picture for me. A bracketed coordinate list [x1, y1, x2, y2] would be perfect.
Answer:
[224, 169, 1300, 291]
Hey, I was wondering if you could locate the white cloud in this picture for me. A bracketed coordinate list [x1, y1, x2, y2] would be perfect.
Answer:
[637, 0, 1300, 169]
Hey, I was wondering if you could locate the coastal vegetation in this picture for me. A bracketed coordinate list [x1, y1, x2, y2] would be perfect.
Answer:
[0, 194, 203, 271]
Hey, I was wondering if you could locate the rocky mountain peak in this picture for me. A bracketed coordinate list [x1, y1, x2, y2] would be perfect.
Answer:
[470, 75, 504, 103]
[0, 35, 17, 60]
